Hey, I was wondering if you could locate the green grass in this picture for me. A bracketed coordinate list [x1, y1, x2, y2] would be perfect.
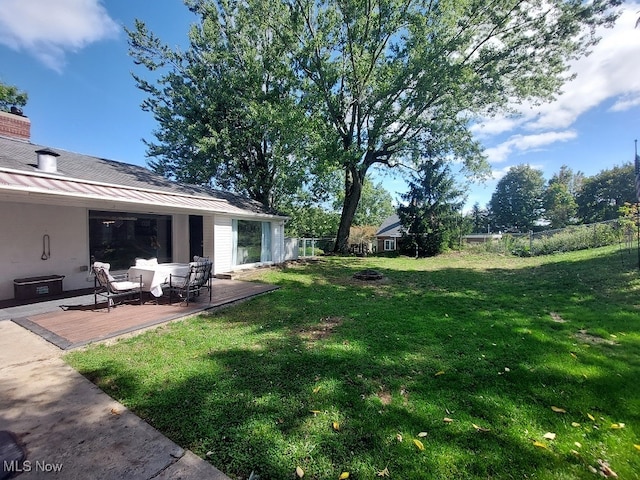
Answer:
[65, 246, 640, 480]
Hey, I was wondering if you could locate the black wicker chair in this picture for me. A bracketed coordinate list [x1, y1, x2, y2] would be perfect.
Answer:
[168, 261, 212, 305]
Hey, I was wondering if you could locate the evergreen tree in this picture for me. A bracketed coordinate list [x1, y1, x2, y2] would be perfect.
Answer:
[397, 159, 465, 257]
[469, 202, 490, 233]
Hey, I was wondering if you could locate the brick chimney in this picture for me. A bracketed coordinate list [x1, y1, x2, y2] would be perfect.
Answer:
[0, 108, 31, 141]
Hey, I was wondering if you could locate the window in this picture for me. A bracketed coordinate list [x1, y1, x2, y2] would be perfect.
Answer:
[232, 220, 271, 265]
[89, 210, 172, 270]
[384, 239, 396, 251]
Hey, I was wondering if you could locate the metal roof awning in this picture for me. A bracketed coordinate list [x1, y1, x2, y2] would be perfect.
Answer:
[0, 169, 281, 218]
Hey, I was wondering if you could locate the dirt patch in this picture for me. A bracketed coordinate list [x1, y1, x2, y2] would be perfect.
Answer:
[297, 316, 344, 342]
[377, 390, 392, 405]
[550, 312, 567, 323]
[574, 330, 617, 346]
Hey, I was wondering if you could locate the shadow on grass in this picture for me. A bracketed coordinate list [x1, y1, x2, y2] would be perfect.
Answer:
[68, 247, 640, 479]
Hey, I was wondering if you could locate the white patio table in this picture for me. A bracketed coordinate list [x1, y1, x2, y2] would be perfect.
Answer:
[128, 262, 190, 297]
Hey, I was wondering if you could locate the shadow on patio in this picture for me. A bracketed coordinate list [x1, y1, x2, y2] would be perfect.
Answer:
[3, 279, 278, 350]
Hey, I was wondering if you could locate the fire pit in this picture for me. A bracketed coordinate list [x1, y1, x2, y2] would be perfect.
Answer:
[353, 269, 383, 281]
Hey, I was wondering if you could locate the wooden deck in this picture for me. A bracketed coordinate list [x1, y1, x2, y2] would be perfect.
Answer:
[11, 279, 278, 350]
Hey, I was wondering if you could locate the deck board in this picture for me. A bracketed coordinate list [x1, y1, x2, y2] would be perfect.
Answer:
[12, 279, 278, 349]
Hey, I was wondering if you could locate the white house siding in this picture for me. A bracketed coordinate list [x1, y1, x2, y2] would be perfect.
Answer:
[203, 215, 215, 263]
[213, 215, 233, 275]
[272, 220, 285, 264]
[0, 201, 89, 300]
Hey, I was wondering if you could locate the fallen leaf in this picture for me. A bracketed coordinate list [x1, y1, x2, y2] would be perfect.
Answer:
[634, 444, 640, 451]
[376, 467, 390, 477]
[435, 370, 445, 376]
[575, 442, 582, 448]
[611, 423, 625, 429]
[597, 459, 618, 478]
[543, 432, 556, 440]
[339, 472, 350, 479]
[533, 441, 548, 449]
[472, 423, 490, 432]
[551, 406, 566, 413]
[443, 417, 454, 423]
[396, 433, 403, 442]
[570, 352, 577, 359]
[504, 367, 510, 372]
[332, 421, 340, 431]
[417, 431, 428, 437]
[571, 422, 581, 427]
[110, 408, 121, 415]
[296, 466, 304, 478]
[587, 413, 595, 421]
[413, 439, 425, 451]
[570, 449, 580, 456]
[313, 386, 321, 394]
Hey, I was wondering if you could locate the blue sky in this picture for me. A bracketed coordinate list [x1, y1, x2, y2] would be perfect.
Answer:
[0, 0, 639, 213]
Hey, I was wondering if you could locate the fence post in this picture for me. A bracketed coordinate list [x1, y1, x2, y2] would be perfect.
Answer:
[529, 230, 533, 253]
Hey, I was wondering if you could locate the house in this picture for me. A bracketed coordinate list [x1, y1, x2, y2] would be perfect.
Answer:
[0, 110, 288, 301]
[376, 214, 402, 252]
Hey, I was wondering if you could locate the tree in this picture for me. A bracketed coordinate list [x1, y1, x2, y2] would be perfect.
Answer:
[286, 0, 619, 252]
[130, 0, 619, 249]
[543, 165, 583, 228]
[544, 182, 577, 228]
[490, 165, 545, 231]
[282, 172, 393, 241]
[576, 163, 636, 223]
[0, 81, 27, 112]
[332, 175, 395, 227]
[127, 0, 310, 209]
[397, 158, 465, 257]
[469, 202, 490, 234]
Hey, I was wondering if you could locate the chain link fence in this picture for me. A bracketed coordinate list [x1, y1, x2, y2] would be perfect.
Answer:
[475, 219, 634, 256]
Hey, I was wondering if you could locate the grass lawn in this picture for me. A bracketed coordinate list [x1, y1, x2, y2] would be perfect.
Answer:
[65, 246, 640, 479]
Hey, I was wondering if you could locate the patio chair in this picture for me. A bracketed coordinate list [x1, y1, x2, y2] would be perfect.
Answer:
[168, 261, 212, 305]
[92, 262, 143, 312]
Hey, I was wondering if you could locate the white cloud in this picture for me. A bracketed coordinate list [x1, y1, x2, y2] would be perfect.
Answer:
[609, 93, 640, 112]
[485, 130, 577, 163]
[0, 0, 119, 72]
[473, 3, 640, 138]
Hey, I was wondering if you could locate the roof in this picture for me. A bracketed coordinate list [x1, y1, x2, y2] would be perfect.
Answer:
[0, 135, 284, 218]
[376, 214, 403, 237]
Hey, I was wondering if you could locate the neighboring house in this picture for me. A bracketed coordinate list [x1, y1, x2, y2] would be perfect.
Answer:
[0, 110, 288, 301]
[376, 214, 403, 252]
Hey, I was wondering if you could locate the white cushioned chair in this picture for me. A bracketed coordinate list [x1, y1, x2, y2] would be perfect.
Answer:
[92, 261, 143, 312]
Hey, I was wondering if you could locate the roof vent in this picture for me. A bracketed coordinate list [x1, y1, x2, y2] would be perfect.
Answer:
[35, 148, 60, 173]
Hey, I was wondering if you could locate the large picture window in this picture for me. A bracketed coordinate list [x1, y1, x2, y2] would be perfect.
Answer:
[89, 210, 172, 270]
[232, 220, 271, 265]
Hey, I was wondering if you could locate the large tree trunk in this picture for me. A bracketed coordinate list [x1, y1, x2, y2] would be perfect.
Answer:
[333, 164, 365, 254]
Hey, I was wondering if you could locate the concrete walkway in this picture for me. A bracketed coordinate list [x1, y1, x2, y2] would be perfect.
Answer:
[0, 320, 231, 480]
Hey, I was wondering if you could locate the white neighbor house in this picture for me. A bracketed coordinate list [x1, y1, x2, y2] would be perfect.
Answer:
[0, 110, 288, 301]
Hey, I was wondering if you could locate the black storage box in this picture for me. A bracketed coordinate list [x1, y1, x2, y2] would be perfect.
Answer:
[13, 275, 65, 300]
